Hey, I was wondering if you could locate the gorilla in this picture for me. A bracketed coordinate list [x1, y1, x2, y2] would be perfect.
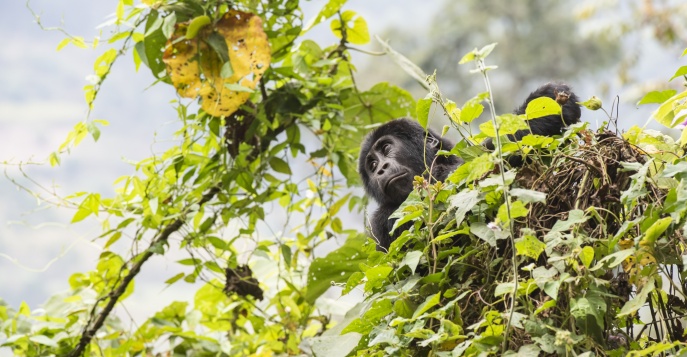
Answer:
[359, 83, 581, 251]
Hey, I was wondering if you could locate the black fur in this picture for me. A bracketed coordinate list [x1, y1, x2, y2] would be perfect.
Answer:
[359, 83, 581, 251]
[484, 83, 581, 150]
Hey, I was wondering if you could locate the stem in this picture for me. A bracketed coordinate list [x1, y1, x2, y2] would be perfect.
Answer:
[68, 186, 221, 357]
[476, 59, 517, 353]
[574, 171, 589, 210]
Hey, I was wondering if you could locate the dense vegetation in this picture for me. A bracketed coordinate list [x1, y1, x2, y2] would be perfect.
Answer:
[2, 0, 687, 356]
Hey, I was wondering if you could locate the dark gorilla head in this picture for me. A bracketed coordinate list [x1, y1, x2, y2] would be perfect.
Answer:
[358, 118, 458, 207]
[514, 82, 581, 135]
[358, 119, 462, 250]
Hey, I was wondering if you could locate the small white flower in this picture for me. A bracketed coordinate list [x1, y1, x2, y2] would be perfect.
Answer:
[487, 222, 501, 231]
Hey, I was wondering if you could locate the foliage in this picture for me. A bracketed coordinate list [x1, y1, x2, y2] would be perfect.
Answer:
[322, 45, 687, 356]
[3, 1, 687, 356]
[3, 0, 409, 355]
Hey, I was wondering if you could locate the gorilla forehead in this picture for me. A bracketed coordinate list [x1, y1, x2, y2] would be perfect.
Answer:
[358, 118, 433, 173]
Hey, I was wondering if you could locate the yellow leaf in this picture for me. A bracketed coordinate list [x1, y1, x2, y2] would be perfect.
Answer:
[330, 10, 370, 45]
[56, 38, 70, 51]
[116, 0, 124, 21]
[163, 11, 271, 117]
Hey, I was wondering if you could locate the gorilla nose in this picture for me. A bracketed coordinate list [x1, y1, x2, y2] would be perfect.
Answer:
[377, 162, 389, 175]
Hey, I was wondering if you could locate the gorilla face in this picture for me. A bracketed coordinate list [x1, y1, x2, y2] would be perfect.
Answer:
[361, 134, 421, 205]
[358, 119, 454, 208]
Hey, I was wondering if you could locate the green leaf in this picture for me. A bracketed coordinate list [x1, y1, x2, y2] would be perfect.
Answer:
[618, 278, 655, 317]
[642, 217, 672, 244]
[460, 98, 484, 123]
[56, 38, 71, 51]
[494, 282, 515, 297]
[448, 189, 480, 227]
[510, 188, 546, 203]
[400, 251, 423, 274]
[207, 236, 228, 250]
[220, 62, 234, 78]
[364, 265, 393, 290]
[161, 13, 176, 39]
[72, 194, 101, 223]
[497, 200, 528, 225]
[269, 157, 292, 175]
[302, 0, 346, 33]
[516, 344, 541, 357]
[445, 100, 461, 123]
[416, 96, 432, 129]
[343, 82, 416, 122]
[224, 83, 254, 92]
[103, 232, 122, 249]
[29, 335, 57, 347]
[393, 298, 415, 319]
[330, 11, 370, 45]
[206, 31, 230, 63]
[448, 154, 494, 183]
[520, 134, 554, 148]
[479, 114, 528, 137]
[413, 292, 440, 318]
[342, 299, 393, 335]
[469, 222, 497, 247]
[525, 97, 561, 120]
[328, 193, 351, 216]
[458, 49, 477, 64]
[579, 246, 594, 268]
[670, 65, 687, 81]
[652, 90, 687, 127]
[185, 15, 211, 39]
[589, 248, 635, 271]
[534, 299, 557, 315]
[139, 13, 167, 78]
[311, 303, 363, 357]
[515, 235, 546, 260]
[571, 295, 605, 339]
[49, 152, 61, 167]
[164, 273, 185, 285]
[391, 210, 422, 233]
[477, 43, 497, 58]
[144, 14, 163, 37]
[637, 90, 677, 105]
[305, 235, 369, 303]
[195, 280, 231, 317]
[551, 209, 587, 232]
[342, 272, 365, 295]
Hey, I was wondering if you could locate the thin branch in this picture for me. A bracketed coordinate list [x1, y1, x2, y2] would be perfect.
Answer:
[67, 186, 221, 357]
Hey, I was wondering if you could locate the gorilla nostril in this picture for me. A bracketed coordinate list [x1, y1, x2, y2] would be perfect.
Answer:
[382, 162, 389, 169]
[377, 169, 384, 175]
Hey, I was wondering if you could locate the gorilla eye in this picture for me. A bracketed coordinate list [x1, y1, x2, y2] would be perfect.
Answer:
[382, 143, 391, 155]
[369, 160, 377, 171]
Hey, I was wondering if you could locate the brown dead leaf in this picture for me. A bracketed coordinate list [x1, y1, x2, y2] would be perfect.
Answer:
[163, 11, 270, 117]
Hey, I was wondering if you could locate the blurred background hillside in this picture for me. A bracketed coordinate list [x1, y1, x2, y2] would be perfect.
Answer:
[0, 0, 685, 331]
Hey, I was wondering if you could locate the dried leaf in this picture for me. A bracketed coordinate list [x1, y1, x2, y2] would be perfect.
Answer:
[163, 11, 270, 117]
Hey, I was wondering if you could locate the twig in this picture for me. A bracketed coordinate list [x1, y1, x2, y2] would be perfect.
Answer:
[67, 186, 221, 357]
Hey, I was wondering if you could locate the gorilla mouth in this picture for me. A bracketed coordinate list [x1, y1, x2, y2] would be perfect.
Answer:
[385, 172, 408, 193]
